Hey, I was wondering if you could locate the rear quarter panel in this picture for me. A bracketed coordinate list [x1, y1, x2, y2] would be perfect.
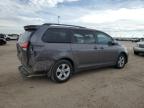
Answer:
[29, 25, 74, 72]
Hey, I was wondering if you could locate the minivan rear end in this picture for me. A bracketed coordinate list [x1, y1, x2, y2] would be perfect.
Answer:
[17, 25, 73, 78]
[17, 25, 39, 76]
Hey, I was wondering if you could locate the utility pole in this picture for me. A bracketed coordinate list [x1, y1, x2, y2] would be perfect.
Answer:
[58, 16, 60, 24]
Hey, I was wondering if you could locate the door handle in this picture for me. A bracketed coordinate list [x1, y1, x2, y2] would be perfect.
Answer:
[100, 47, 104, 49]
[94, 46, 98, 49]
[94, 46, 104, 50]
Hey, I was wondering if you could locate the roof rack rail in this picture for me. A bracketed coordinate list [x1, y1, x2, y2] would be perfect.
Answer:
[43, 23, 86, 28]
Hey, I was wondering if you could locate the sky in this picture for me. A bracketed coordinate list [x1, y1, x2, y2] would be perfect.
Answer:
[0, 0, 144, 37]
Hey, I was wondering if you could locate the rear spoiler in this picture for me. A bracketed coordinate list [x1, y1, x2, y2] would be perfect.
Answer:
[24, 25, 40, 31]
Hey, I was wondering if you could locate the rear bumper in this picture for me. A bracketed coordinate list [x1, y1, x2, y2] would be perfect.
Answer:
[18, 65, 32, 76]
[18, 65, 48, 78]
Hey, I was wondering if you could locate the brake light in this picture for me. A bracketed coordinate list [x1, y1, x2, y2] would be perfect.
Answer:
[21, 42, 29, 49]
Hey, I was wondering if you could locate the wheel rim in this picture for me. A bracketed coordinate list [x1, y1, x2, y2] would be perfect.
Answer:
[118, 56, 125, 67]
[56, 64, 71, 80]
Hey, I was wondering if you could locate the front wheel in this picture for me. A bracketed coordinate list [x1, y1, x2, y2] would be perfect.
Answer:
[51, 60, 73, 83]
[116, 54, 126, 69]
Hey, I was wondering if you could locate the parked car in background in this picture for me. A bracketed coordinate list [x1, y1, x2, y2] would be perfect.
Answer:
[132, 38, 144, 43]
[5, 34, 11, 41]
[7, 34, 19, 40]
[0, 34, 7, 45]
[17, 23, 128, 83]
[131, 38, 140, 42]
[133, 41, 144, 55]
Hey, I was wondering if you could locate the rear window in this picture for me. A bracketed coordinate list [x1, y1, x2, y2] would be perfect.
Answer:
[18, 31, 33, 43]
[42, 28, 71, 43]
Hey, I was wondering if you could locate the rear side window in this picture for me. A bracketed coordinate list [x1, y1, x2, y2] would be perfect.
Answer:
[18, 31, 33, 43]
[72, 30, 95, 44]
[42, 28, 71, 43]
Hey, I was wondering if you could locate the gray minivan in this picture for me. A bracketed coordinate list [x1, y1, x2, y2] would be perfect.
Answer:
[17, 23, 128, 83]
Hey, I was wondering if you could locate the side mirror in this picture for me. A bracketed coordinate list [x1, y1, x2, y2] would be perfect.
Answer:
[108, 41, 117, 45]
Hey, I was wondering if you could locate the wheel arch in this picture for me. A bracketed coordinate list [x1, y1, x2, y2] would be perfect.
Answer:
[47, 56, 76, 78]
[119, 52, 128, 64]
[57, 57, 75, 72]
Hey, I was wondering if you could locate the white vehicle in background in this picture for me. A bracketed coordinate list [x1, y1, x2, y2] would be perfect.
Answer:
[5, 34, 11, 40]
[133, 41, 144, 55]
[6, 34, 19, 40]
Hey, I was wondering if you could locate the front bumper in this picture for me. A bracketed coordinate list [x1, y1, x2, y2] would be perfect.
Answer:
[133, 47, 144, 53]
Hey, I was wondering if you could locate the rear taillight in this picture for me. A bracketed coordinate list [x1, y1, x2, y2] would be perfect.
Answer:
[21, 42, 29, 49]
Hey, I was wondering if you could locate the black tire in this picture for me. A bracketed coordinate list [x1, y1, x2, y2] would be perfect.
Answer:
[6, 38, 10, 41]
[50, 60, 73, 83]
[3, 41, 6, 45]
[0, 41, 6, 45]
[116, 54, 126, 69]
[134, 51, 139, 55]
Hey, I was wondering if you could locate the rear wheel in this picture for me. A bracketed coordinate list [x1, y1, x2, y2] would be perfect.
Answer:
[116, 54, 126, 69]
[51, 60, 73, 83]
[3, 41, 6, 45]
[0, 40, 6, 45]
[6, 38, 10, 41]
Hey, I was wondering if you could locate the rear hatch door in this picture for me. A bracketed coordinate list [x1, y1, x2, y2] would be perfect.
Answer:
[16, 26, 38, 66]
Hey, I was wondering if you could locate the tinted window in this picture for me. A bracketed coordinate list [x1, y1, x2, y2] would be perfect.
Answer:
[0, 34, 5, 38]
[42, 28, 71, 43]
[72, 30, 95, 44]
[18, 31, 33, 43]
[96, 32, 112, 45]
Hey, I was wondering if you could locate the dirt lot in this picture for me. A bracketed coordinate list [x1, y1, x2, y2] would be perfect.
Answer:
[0, 41, 144, 108]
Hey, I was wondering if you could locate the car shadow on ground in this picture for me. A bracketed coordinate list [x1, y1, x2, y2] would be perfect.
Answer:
[23, 66, 116, 83]
[135, 53, 144, 57]
[72, 66, 116, 78]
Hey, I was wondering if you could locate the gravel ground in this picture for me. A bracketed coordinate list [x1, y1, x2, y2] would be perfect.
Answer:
[0, 41, 144, 108]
